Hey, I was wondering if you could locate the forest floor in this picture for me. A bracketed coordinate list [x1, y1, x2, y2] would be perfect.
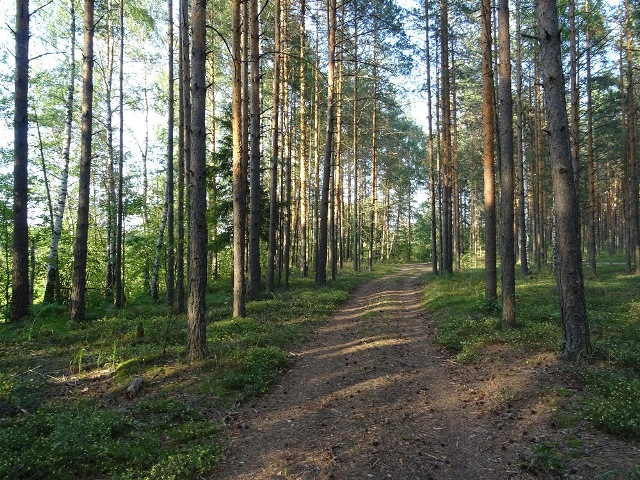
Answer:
[213, 264, 639, 480]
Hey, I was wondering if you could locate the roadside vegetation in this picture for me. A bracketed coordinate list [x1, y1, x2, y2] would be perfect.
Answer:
[421, 255, 640, 440]
[0, 267, 390, 479]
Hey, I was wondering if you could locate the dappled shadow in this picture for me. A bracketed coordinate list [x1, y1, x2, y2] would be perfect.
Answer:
[214, 264, 640, 480]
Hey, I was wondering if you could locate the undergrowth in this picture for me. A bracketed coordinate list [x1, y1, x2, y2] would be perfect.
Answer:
[421, 259, 640, 440]
[0, 266, 388, 479]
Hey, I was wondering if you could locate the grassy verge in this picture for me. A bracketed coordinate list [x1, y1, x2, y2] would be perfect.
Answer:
[0, 266, 392, 479]
[420, 259, 640, 440]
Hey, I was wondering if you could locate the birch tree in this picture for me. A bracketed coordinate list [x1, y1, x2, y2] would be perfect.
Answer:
[45, 0, 76, 304]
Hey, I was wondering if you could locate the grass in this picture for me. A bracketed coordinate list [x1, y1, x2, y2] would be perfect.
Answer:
[421, 258, 640, 440]
[0, 266, 391, 479]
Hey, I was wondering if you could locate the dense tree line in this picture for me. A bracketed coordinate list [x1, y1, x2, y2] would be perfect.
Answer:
[2, 0, 639, 361]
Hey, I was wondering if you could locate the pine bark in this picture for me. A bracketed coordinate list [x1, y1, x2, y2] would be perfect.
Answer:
[440, 0, 453, 274]
[166, 0, 175, 305]
[515, 0, 529, 276]
[267, 0, 281, 293]
[368, 40, 378, 272]
[316, 0, 336, 286]
[352, 2, 359, 272]
[585, 0, 597, 275]
[187, 0, 209, 359]
[625, 0, 640, 274]
[177, 0, 190, 312]
[70, 0, 95, 322]
[299, 0, 308, 277]
[247, 0, 262, 298]
[12, 0, 30, 322]
[498, 0, 515, 327]
[481, 0, 496, 301]
[232, 0, 247, 315]
[536, 0, 591, 361]
[424, 0, 437, 275]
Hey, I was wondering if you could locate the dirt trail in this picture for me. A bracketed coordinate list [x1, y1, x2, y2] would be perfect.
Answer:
[214, 264, 639, 479]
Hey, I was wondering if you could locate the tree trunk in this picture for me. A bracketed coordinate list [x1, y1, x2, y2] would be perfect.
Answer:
[369, 40, 378, 272]
[536, 0, 591, 361]
[352, 1, 359, 272]
[166, 0, 175, 306]
[267, 0, 281, 293]
[12, 0, 30, 322]
[248, 0, 262, 298]
[69, 0, 95, 322]
[481, 0, 496, 302]
[316, 0, 336, 286]
[105, 0, 116, 300]
[298, 0, 308, 277]
[232, 0, 247, 315]
[187, 0, 208, 360]
[440, 0, 453, 274]
[282, 7, 292, 288]
[498, 0, 515, 328]
[177, 0, 191, 312]
[115, 0, 125, 308]
[451, 42, 460, 270]
[34, 112, 53, 231]
[585, 0, 597, 275]
[625, 0, 640, 274]
[515, 0, 529, 276]
[424, 0, 437, 275]
[569, 0, 580, 192]
[45, 0, 75, 304]
[151, 179, 169, 301]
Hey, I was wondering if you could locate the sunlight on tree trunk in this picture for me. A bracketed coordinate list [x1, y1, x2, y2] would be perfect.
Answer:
[536, 0, 591, 361]
[70, 0, 96, 322]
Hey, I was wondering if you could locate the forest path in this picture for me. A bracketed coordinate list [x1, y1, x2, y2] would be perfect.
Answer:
[213, 264, 638, 479]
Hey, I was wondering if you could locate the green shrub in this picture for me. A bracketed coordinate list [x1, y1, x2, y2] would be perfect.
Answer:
[222, 346, 288, 394]
[584, 369, 640, 437]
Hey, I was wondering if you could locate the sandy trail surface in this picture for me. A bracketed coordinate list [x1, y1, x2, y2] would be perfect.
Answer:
[214, 264, 639, 479]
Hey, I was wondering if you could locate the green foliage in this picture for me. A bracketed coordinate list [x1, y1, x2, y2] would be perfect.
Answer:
[0, 266, 380, 479]
[422, 260, 640, 440]
[221, 346, 288, 395]
[583, 369, 640, 437]
[521, 442, 568, 477]
[0, 399, 223, 480]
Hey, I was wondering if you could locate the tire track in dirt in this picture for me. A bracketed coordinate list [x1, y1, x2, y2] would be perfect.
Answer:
[213, 264, 639, 479]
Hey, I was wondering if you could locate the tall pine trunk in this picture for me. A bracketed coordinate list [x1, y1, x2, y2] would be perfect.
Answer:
[232, 0, 247, 315]
[70, 0, 95, 322]
[536, 0, 591, 361]
[316, 0, 336, 286]
[481, 0, 496, 301]
[585, 0, 597, 275]
[187, 0, 208, 359]
[625, 0, 640, 274]
[352, 1, 359, 272]
[515, 0, 529, 276]
[12, 0, 30, 322]
[248, 0, 262, 298]
[498, 0, 515, 327]
[424, 0, 437, 275]
[166, 0, 176, 305]
[267, 0, 281, 293]
[298, 0, 308, 277]
[440, 0, 453, 274]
